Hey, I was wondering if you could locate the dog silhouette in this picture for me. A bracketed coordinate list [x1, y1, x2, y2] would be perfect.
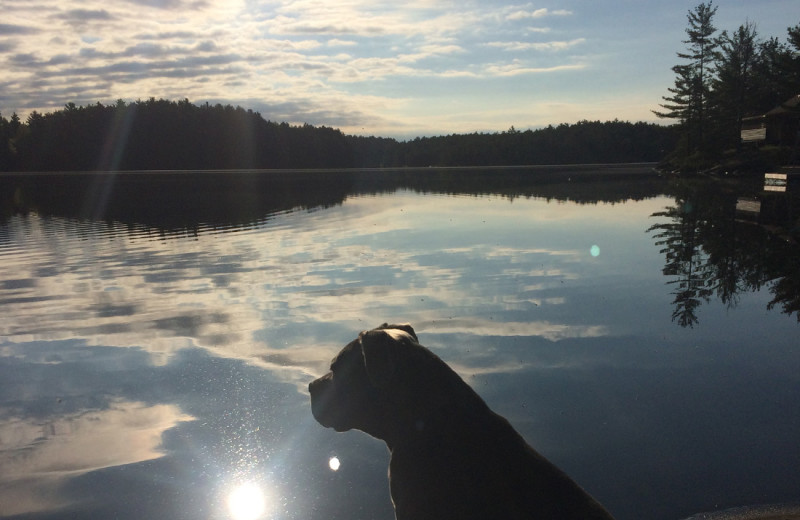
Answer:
[309, 323, 614, 520]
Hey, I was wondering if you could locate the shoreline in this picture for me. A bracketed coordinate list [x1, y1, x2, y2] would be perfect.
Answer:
[0, 162, 660, 177]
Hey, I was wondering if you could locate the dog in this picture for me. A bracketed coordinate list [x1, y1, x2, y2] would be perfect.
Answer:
[309, 323, 615, 520]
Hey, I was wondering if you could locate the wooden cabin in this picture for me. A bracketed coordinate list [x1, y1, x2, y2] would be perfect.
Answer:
[741, 94, 800, 146]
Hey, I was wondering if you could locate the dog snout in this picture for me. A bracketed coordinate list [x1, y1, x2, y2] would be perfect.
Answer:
[309, 373, 337, 428]
[309, 372, 331, 395]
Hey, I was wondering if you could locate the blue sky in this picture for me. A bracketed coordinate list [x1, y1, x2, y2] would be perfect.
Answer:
[1, 0, 797, 138]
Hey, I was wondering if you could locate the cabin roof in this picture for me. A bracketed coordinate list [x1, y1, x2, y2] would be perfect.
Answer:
[765, 94, 800, 117]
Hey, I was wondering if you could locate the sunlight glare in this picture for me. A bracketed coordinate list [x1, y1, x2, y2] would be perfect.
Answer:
[328, 456, 341, 471]
[228, 482, 267, 520]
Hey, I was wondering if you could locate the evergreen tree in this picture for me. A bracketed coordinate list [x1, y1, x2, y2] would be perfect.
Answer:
[0, 101, 676, 171]
[784, 23, 800, 94]
[752, 36, 794, 112]
[655, 2, 719, 167]
[711, 21, 760, 152]
[0, 113, 10, 171]
[789, 23, 800, 51]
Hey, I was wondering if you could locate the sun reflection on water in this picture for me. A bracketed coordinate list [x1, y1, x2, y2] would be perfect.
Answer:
[227, 482, 267, 520]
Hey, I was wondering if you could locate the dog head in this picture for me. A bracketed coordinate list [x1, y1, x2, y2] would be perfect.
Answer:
[308, 323, 476, 443]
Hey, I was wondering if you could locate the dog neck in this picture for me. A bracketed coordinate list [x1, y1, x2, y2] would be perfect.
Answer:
[382, 401, 489, 452]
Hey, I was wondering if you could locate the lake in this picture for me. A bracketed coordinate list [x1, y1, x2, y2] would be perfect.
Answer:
[1, 166, 798, 520]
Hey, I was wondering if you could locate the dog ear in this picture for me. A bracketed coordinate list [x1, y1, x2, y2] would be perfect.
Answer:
[360, 329, 403, 388]
[377, 323, 418, 342]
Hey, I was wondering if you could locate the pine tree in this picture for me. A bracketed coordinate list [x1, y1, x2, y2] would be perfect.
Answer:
[711, 21, 760, 151]
[655, 2, 719, 166]
[784, 23, 800, 95]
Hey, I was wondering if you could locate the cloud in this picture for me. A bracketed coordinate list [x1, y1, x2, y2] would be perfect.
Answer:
[271, 19, 388, 36]
[138, 29, 208, 39]
[57, 8, 115, 21]
[242, 99, 387, 127]
[0, 0, 597, 135]
[507, 8, 547, 20]
[327, 38, 357, 47]
[55, 8, 116, 30]
[123, 0, 209, 8]
[10, 52, 40, 66]
[485, 61, 585, 77]
[485, 38, 586, 52]
[194, 40, 219, 52]
[0, 23, 40, 35]
[417, 43, 464, 56]
[506, 8, 572, 21]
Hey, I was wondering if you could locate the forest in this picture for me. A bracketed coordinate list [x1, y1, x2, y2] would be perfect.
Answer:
[656, 3, 800, 172]
[0, 99, 675, 172]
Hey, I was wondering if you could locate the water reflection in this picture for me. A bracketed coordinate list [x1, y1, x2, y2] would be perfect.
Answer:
[0, 169, 798, 520]
[0, 400, 193, 516]
[0, 166, 666, 229]
[649, 179, 800, 327]
[227, 482, 268, 520]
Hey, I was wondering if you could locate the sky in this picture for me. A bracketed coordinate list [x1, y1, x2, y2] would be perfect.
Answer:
[1, 0, 798, 139]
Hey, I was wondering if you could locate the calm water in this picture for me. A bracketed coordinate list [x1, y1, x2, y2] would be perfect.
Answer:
[0, 168, 798, 520]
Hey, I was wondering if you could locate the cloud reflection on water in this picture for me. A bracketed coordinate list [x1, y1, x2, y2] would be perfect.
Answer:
[0, 191, 641, 516]
[5, 186, 797, 520]
[0, 400, 193, 516]
[420, 317, 607, 341]
[0, 191, 641, 374]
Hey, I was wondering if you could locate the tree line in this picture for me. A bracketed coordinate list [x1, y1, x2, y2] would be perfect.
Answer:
[358, 121, 674, 167]
[655, 2, 800, 172]
[0, 99, 354, 171]
[0, 98, 675, 172]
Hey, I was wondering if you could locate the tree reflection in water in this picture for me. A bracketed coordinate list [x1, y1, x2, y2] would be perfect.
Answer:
[3, 168, 797, 328]
[649, 179, 800, 327]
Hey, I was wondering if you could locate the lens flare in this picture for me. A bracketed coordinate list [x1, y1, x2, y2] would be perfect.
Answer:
[328, 456, 341, 471]
[590, 245, 600, 257]
[228, 482, 266, 520]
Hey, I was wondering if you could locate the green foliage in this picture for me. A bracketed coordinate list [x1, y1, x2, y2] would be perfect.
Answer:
[0, 99, 675, 171]
[390, 120, 676, 167]
[711, 22, 760, 152]
[0, 112, 22, 171]
[658, 3, 800, 172]
[5, 99, 355, 171]
[655, 1, 719, 161]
